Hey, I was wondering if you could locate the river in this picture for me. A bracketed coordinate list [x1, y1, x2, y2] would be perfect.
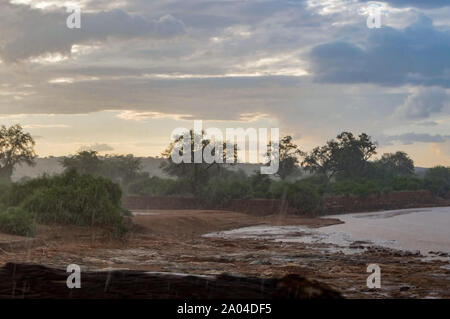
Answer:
[205, 206, 450, 257]
[320, 206, 450, 255]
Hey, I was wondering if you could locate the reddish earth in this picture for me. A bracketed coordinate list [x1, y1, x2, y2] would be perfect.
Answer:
[1, 210, 449, 298]
[123, 191, 450, 215]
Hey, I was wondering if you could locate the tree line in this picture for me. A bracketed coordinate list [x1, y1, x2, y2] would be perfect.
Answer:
[59, 129, 450, 210]
[1, 124, 449, 222]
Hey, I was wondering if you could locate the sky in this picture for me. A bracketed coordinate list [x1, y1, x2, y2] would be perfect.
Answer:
[0, 0, 449, 167]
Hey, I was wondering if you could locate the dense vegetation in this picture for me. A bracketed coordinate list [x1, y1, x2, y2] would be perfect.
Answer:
[0, 170, 129, 237]
[1, 124, 449, 237]
[0, 207, 36, 237]
[58, 131, 450, 216]
[123, 131, 450, 215]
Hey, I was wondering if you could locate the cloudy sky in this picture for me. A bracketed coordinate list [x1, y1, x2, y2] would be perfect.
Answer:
[0, 0, 449, 166]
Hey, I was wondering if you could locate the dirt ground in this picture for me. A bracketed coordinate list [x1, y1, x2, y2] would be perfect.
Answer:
[1, 210, 449, 299]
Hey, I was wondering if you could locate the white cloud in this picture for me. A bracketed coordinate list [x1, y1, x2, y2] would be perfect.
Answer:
[23, 124, 70, 128]
[116, 110, 193, 121]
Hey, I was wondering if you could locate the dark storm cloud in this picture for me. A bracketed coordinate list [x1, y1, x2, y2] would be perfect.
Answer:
[308, 15, 450, 87]
[378, 132, 450, 145]
[0, 2, 186, 62]
[360, 0, 450, 9]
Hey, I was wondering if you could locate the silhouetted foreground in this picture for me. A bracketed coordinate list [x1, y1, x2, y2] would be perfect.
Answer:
[0, 263, 342, 299]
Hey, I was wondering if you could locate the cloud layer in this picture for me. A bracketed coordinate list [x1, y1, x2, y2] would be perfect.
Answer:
[361, 0, 450, 9]
[0, 2, 185, 62]
[0, 0, 449, 165]
[309, 15, 450, 87]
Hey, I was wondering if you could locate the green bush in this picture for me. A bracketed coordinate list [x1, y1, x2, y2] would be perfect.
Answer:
[202, 178, 252, 206]
[249, 172, 272, 198]
[271, 182, 320, 214]
[0, 170, 128, 236]
[322, 176, 429, 197]
[0, 174, 53, 208]
[325, 179, 382, 197]
[424, 166, 450, 197]
[390, 176, 424, 191]
[0, 207, 36, 237]
[128, 176, 177, 196]
[23, 171, 124, 227]
[128, 175, 202, 197]
[165, 177, 194, 196]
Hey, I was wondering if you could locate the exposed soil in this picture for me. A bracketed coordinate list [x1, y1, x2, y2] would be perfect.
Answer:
[131, 210, 341, 239]
[1, 210, 449, 299]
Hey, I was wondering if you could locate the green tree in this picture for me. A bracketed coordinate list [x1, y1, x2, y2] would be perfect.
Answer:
[61, 151, 102, 176]
[160, 130, 237, 195]
[0, 124, 36, 182]
[103, 154, 142, 188]
[375, 151, 415, 178]
[302, 132, 377, 180]
[424, 166, 450, 197]
[62, 151, 143, 192]
[267, 136, 304, 181]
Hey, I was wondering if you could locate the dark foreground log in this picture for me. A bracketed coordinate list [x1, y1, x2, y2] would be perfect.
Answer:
[0, 263, 342, 299]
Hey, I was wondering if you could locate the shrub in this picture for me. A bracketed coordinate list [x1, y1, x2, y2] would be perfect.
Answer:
[424, 166, 450, 197]
[249, 172, 272, 198]
[0, 174, 53, 208]
[2, 170, 128, 236]
[327, 180, 361, 196]
[271, 182, 321, 214]
[202, 178, 252, 206]
[128, 176, 177, 196]
[325, 179, 383, 197]
[22, 171, 124, 227]
[165, 177, 194, 196]
[0, 207, 36, 237]
[390, 177, 424, 191]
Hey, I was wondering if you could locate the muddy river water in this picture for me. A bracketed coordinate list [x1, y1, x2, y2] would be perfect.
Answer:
[206, 207, 450, 257]
[321, 207, 450, 255]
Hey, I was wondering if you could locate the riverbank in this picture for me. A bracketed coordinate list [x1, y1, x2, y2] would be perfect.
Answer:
[1, 209, 449, 298]
[123, 191, 450, 216]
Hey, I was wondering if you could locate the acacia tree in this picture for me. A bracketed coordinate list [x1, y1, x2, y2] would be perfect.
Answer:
[302, 132, 377, 180]
[267, 136, 304, 180]
[61, 151, 143, 191]
[0, 124, 36, 182]
[160, 130, 237, 195]
[424, 166, 450, 197]
[375, 151, 415, 178]
[61, 151, 103, 176]
[103, 154, 142, 187]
